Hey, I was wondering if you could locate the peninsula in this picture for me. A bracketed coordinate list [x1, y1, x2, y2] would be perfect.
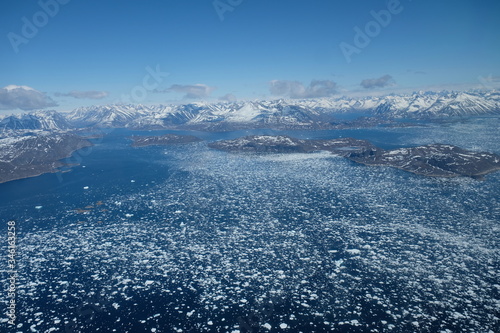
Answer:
[208, 135, 500, 179]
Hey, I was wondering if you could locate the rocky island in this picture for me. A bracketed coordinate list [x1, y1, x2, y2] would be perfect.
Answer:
[209, 135, 500, 179]
[0, 133, 93, 184]
[130, 133, 202, 147]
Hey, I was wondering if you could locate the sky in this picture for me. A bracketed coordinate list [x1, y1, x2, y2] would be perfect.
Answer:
[1, 0, 500, 114]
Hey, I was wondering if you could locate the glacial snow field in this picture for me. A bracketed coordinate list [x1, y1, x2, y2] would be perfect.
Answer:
[0, 119, 499, 333]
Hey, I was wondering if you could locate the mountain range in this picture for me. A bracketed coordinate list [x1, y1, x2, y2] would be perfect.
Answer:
[1, 90, 499, 136]
[1, 90, 499, 184]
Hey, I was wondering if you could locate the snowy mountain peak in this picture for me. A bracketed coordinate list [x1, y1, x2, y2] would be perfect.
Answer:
[63, 90, 500, 130]
[0, 110, 71, 136]
[3, 90, 499, 135]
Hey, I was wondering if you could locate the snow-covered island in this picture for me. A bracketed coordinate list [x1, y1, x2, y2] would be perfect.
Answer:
[209, 135, 500, 179]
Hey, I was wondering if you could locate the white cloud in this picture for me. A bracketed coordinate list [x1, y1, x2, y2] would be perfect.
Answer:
[269, 80, 338, 99]
[360, 75, 394, 89]
[55, 90, 109, 99]
[219, 93, 237, 102]
[0, 85, 57, 110]
[165, 84, 216, 99]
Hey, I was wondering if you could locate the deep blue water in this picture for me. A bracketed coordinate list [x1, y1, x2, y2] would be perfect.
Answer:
[0, 119, 499, 332]
[0, 125, 427, 208]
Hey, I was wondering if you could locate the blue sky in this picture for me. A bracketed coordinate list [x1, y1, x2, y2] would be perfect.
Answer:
[1, 0, 499, 113]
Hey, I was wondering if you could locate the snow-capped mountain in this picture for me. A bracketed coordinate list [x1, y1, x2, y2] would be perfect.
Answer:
[292, 90, 500, 117]
[67, 104, 152, 127]
[0, 110, 71, 135]
[3, 90, 499, 135]
[1, 90, 499, 184]
[126, 100, 328, 129]
[133, 91, 500, 129]
[372, 91, 500, 117]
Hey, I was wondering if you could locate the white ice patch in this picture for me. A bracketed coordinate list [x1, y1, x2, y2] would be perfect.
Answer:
[5, 122, 500, 332]
[259, 151, 335, 162]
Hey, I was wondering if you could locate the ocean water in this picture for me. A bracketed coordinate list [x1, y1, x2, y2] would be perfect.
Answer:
[0, 118, 499, 332]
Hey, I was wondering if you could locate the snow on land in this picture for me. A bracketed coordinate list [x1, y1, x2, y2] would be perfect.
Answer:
[253, 135, 298, 145]
[258, 150, 336, 162]
[0, 139, 499, 332]
[398, 116, 500, 154]
[0, 133, 36, 150]
[63, 91, 500, 130]
[225, 103, 263, 123]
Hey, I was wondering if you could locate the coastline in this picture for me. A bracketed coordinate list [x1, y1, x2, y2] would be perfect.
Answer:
[0, 137, 93, 185]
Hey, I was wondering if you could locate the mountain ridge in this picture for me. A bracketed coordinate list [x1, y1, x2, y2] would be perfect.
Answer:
[1, 90, 499, 136]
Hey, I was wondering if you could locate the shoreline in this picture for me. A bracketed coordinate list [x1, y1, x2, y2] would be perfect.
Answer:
[0, 137, 93, 185]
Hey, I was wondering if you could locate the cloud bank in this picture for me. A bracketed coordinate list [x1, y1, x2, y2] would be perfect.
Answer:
[360, 75, 394, 89]
[55, 90, 109, 99]
[0, 85, 58, 110]
[164, 84, 216, 99]
[269, 80, 338, 99]
[219, 93, 237, 102]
